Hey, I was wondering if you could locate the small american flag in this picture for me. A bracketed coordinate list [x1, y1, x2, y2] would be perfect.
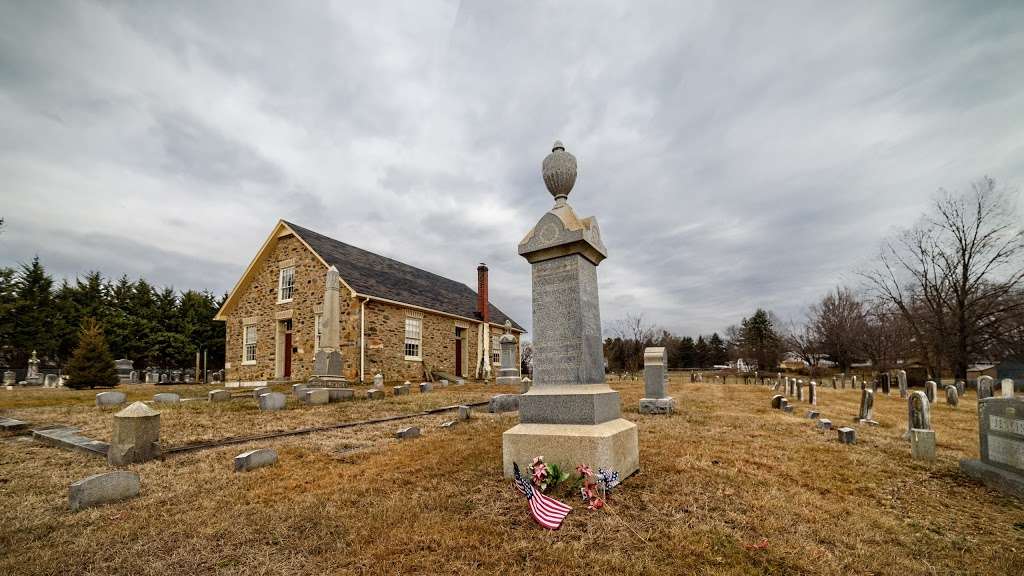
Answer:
[512, 462, 572, 530]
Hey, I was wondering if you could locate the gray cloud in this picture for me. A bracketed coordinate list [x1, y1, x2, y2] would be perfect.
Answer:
[2, 0, 1023, 337]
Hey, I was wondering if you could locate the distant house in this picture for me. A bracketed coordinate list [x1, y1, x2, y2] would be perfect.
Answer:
[215, 220, 524, 385]
[779, 353, 806, 371]
[968, 359, 1024, 385]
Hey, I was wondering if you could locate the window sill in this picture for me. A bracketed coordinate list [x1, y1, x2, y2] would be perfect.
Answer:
[404, 356, 423, 362]
[277, 298, 294, 305]
[241, 360, 257, 366]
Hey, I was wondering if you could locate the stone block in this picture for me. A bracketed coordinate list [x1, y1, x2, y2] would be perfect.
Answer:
[0, 417, 28, 432]
[395, 426, 420, 439]
[440, 379, 449, 386]
[638, 397, 675, 414]
[258, 392, 286, 411]
[817, 418, 833, 431]
[489, 394, 520, 413]
[782, 404, 794, 413]
[252, 386, 270, 399]
[520, 378, 532, 393]
[519, 386, 620, 424]
[305, 388, 330, 405]
[327, 388, 354, 402]
[837, 427, 856, 444]
[292, 383, 307, 398]
[910, 428, 936, 462]
[69, 471, 140, 511]
[393, 385, 409, 396]
[458, 405, 472, 420]
[373, 373, 384, 389]
[419, 382, 432, 393]
[108, 402, 161, 466]
[367, 389, 383, 400]
[95, 391, 126, 408]
[502, 419, 639, 479]
[152, 393, 180, 404]
[806, 410, 819, 419]
[234, 448, 278, 472]
[208, 389, 231, 402]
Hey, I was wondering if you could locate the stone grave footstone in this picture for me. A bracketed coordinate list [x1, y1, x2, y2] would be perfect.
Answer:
[258, 392, 286, 411]
[305, 389, 330, 405]
[367, 389, 383, 400]
[396, 426, 420, 439]
[234, 448, 278, 472]
[806, 410, 819, 419]
[96, 391, 126, 408]
[208, 390, 231, 402]
[458, 405, 472, 420]
[771, 395, 785, 409]
[419, 382, 432, 393]
[817, 418, 833, 431]
[837, 427, 856, 444]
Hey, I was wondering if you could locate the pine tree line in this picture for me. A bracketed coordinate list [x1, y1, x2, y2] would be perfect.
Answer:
[0, 257, 225, 371]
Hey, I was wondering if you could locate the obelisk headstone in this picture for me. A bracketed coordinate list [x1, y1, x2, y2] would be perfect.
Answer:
[503, 141, 639, 479]
[310, 266, 345, 386]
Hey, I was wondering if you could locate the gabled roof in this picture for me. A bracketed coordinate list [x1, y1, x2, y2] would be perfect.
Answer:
[216, 220, 524, 332]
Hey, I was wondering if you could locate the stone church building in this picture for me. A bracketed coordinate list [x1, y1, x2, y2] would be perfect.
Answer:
[215, 220, 524, 385]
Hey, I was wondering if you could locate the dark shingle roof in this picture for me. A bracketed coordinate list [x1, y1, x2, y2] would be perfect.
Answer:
[284, 221, 524, 331]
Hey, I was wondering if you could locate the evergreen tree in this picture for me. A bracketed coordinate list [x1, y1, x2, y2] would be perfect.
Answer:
[0, 267, 17, 365]
[65, 318, 118, 389]
[695, 335, 710, 368]
[738, 309, 782, 371]
[11, 257, 55, 365]
[708, 332, 729, 366]
[678, 336, 697, 368]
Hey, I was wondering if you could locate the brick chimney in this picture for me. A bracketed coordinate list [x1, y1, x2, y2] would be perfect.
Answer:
[477, 263, 489, 323]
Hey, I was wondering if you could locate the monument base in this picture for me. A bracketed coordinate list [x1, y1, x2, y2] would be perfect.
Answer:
[960, 459, 1024, 499]
[502, 418, 639, 478]
[639, 397, 675, 414]
[496, 376, 521, 386]
[307, 375, 348, 387]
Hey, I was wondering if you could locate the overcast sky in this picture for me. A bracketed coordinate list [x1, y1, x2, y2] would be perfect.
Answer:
[2, 1, 1022, 337]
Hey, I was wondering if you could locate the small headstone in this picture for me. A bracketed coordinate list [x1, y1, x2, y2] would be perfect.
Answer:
[881, 372, 891, 395]
[292, 383, 307, 398]
[208, 389, 231, 402]
[946, 386, 959, 407]
[153, 393, 180, 404]
[419, 382, 432, 393]
[393, 385, 408, 396]
[639, 347, 675, 414]
[806, 410, 819, 419]
[807, 381, 817, 405]
[108, 402, 161, 466]
[458, 405, 472, 420]
[906, 390, 931, 435]
[796, 380, 803, 402]
[771, 395, 785, 409]
[44, 374, 59, 388]
[977, 375, 994, 399]
[395, 426, 420, 439]
[831, 376, 837, 389]
[782, 404, 794, 414]
[159, 373, 168, 384]
[305, 388, 330, 405]
[837, 427, 856, 444]
[69, 471, 140, 511]
[897, 369, 908, 399]
[520, 377, 532, 393]
[234, 448, 278, 472]
[956, 380, 966, 396]
[327, 388, 354, 402]
[373, 373, 384, 389]
[367, 389, 383, 400]
[910, 429, 936, 461]
[1001, 379, 1015, 398]
[817, 418, 833, 431]
[488, 394, 520, 413]
[440, 379, 449, 386]
[2, 371, 14, 386]
[856, 388, 877, 425]
[925, 380, 937, 404]
[96, 391, 126, 408]
[258, 392, 286, 411]
[252, 386, 271, 399]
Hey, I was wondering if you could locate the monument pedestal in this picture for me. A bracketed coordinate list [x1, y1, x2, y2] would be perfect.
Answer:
[502, 418, 638, 478]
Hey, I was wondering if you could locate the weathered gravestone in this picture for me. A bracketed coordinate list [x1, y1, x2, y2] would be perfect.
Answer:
[806, 410, 819, 419]
[837, 427, 856, 444]
[258, 392, 286, 411]
[373, 373, 384, 390]
[880, 372, 891, 395]
[796, 380, 803, 402]
[292, 383, 307, 398]
[2, 370, 14, 386]
[502, 141, 639, 479]
[496, 320, 522, 385]
[956, 380, 966, 397]
[96, 391, 126, 408]
[520, 377, 532, 393]
[327, 388, 354, 402]
[1002, 379, 1015, 398]
[959, 398, 1024, 498]
[856, 388, 878, 425]
[977, 375, 994, 400]
[910, 428, 936, 461]
[925, 380, 938, 404]
[69, 471, 140, 511]
[367, 389, 383, 400]
[234, 448, 278, 472]
[490, 394, 520, 413]
[153, 392, 180, 404]
[108, 402, 160, 465]
[906, 390, 931, 436]
[304, 388, 330, 405]
[897, 369, 908, 399]
[639, 346, 674, 414]
[771, 395, 785, 409]
[252, 386, 271, 400]
[807, 381, 817, 406]
[25, 350, 42, 385]
[817, 418, 833, 431]
[395, 426, 420, 439]
[946, 386, 959, 407]
[208, 389, 231, 402]
[458, 405, 472, 420]
[419, 382, 432, 393]
[392, 384, 409, 396]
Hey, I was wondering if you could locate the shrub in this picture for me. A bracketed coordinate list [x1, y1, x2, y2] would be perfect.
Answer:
[65, 318, 118, 389]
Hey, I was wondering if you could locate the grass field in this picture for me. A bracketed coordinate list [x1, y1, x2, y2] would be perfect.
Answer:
[1, 376, 1022, 575]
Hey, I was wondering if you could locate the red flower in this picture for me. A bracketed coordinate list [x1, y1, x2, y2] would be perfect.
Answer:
[575, 464, 593, 478]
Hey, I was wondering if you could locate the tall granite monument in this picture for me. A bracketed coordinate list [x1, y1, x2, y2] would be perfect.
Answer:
[502, 141, 639, 478]
[309, 266, 346, 386]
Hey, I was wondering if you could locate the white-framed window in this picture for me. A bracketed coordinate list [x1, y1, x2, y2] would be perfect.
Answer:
[491, 334, 501, 364]
[314, 313, 322, 352]
[278, 266, 295, 303]
[404, 317, 422, 360]
[243, 324, 257, 364]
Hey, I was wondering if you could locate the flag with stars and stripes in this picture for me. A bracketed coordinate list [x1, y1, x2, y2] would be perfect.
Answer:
[512, 462, 572, 530]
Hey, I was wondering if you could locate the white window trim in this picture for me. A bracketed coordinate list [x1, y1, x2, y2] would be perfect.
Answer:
[277, 266, 295, 304]
[242, 323, 258, 365]
[314, 313, 322, 353]
[404, 316, 423, 361]
[491, 334, 501, 365]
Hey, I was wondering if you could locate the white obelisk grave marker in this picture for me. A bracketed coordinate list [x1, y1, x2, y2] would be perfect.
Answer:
[502, 141, 640, 478]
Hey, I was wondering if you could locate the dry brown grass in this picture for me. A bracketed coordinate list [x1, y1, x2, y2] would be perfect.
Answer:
[1, 377, 1022, 575]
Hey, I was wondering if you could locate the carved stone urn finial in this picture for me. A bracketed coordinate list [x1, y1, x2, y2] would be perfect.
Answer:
[542, 140, 577, 202]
